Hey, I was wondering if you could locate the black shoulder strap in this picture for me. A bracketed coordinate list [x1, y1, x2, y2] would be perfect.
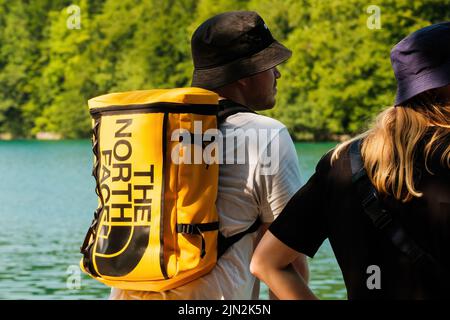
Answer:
[176, 219, 261, 259]
[217, 219, 261, 258]
[349, 139, 447, 277]
[217, 99, 256, 123]
[214, 99, 260, 258]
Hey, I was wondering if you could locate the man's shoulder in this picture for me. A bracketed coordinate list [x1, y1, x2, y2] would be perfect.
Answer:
[224, 112, 287, 131]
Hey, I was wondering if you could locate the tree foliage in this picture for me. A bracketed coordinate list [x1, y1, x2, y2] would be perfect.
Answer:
[0, 0, 449, 140]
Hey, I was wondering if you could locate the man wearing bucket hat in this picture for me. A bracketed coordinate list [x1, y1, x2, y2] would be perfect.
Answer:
[251, 22, 450, 299]
[191, 11, 291, 92]
[110, 11, 311, 300]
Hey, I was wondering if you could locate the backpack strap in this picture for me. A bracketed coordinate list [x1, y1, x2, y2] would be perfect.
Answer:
[217, 219, 261, 258]
[176, 222, 220, 258]
[214, 99, 261, 258]
[349, 139, 447, 277]
[217, 99, 256, 123]
[176, 219, 261, 259]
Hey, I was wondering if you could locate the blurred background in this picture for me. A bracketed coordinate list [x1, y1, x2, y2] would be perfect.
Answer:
[0, 0, 449, 299]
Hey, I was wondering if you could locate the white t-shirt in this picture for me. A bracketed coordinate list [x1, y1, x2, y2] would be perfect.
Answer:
[109, 112, 302, 300]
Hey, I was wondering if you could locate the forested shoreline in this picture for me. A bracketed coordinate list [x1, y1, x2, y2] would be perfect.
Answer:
[0, 0, 448, 141]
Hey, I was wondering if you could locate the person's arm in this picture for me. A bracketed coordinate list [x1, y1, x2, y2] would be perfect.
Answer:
[291, 251, 310, 285]
[268, 253, 309, 300]
[252, 127, 314, 299]
[250, 230, 318, 300]
[256, 223, 310, 299]
[252, 148, 333, 300]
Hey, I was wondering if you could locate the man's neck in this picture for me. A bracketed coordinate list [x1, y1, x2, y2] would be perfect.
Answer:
[214, 87, 251, 109]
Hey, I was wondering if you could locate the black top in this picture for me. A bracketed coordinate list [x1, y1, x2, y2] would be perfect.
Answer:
[269, 143, 450, 299]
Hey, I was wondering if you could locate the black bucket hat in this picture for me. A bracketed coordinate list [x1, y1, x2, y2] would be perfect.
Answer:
[391, 21, 450, 106]
[191, 11, 292, 90]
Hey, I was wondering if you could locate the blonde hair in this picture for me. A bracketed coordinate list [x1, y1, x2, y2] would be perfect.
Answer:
[332, 92, 450, 203]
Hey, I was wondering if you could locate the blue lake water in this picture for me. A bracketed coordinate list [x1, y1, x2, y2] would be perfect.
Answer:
[0, 140, 346, 300]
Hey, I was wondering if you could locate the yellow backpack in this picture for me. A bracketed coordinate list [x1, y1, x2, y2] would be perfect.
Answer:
[80, 88, 260, 292]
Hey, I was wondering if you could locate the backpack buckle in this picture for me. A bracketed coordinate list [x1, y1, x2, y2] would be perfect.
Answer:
[177, 224, 196, 234]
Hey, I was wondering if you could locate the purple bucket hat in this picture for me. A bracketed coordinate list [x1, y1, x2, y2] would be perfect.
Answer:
[390, 22, 450, 106]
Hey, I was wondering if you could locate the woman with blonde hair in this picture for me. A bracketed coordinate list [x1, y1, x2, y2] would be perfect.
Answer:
[251, 22, 450, 299]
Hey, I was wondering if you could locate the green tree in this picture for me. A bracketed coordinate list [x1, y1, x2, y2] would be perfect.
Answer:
[262, 0, 450, 140]
[1, 0, 450, 140]
[34, 0, 93, 138]
[0, 0, 39, 137]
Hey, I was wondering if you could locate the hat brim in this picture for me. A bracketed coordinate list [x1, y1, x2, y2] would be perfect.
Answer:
[395, 59, 450, 106]
[191, 41, 292, 90]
